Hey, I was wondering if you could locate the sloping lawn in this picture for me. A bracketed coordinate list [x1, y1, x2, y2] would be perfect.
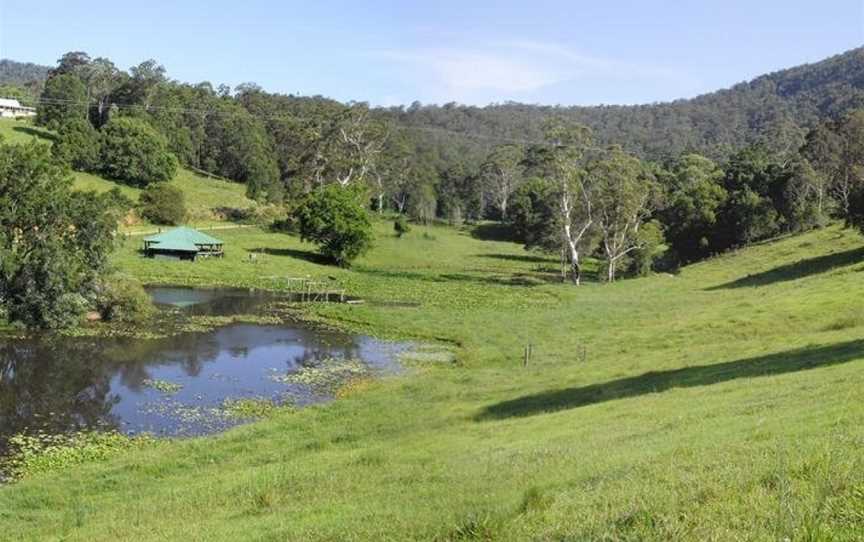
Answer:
[2, 222, 864, 540]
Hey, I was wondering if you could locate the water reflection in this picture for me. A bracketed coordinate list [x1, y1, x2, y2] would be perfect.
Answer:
[0, 288, 409, 453]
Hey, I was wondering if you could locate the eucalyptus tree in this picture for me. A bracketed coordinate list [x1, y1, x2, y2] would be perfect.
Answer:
[542, 119, 595, 285]
[836, 110, 864, 232]
[776, 159, 830, 231]
[589, 146, 658, 282]
[333, 105, 388, 187]
[81, 57, 122, 126]
[114, 59, 168, 109]
[49, 51, 92, 78]
[374, 128, 437, 215]
[480, 144, 524, 219]
[835, 111, 864, 224]
[43, 52, 122, 127]
[288, 103, 389, 191]
[438, 162, 482, 224]
[801, 123, 843, 217]
[803, 111, 864, 223]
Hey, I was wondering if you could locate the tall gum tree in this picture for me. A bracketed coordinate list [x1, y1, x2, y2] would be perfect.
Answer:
[543, 120, 595, 285]
[590, 146, 658, 282]
[481, 144, 524, 219]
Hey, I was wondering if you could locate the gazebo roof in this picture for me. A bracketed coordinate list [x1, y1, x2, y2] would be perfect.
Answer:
[144, 227, 223, 252]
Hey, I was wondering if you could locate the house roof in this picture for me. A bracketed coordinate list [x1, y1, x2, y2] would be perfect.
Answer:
[144, 227, 223, 252]
[0, 98, 23, 108]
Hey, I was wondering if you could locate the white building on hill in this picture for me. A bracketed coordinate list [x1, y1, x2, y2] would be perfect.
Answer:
[0, 98, 36, 118]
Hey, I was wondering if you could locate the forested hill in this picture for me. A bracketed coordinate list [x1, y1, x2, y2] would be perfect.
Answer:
[3, 48, 864, 163]
[388, 47, 864, 162]
[0, 59, 50, 93]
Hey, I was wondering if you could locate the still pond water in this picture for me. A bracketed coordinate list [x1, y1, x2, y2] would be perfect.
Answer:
[0, 287, 410, 451]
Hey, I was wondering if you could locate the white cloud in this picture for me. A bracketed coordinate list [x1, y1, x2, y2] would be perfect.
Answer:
[368, 41, 696, 105]
[378, 49, 563, 94]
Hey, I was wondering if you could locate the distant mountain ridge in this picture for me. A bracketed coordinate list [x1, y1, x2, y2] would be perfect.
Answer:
[0, 59, 50, 88]
[391, 47, 864, 161]
[3, 48, 864, 161]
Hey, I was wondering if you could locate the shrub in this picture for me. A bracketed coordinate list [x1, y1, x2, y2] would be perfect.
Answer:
[100, 117, 178, 186]
[292, 185, 373, 267]
[394, 215, 411, 238]
[138, 183, 186, 225]
[629, 220, 669, 277]
[99, 187, 136, 223]
[94, 275, 154, 323]
[53, 118, 101, 171]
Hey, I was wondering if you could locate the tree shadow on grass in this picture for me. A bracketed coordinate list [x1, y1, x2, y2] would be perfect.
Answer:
[476, 339, 864, 420]
[12, 125, 57, 142]
[470, 223, 518, 242]
[477, 253, 556, 264]
[438, 272, 548, 287]
[356, 267, 553, 287]
[706, 246, 864, 290]
[245, 247, 331, 266]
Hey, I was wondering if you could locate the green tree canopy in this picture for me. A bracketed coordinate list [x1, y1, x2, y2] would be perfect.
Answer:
[53, 117, 101, 172]
[292, 185, 373, 267]
[138, 183, 187, 225]
[100, 117, 178, 187]
[660, 154, 727, 263]
[0, 140, 119, 328]
[36, 73, 87, 129]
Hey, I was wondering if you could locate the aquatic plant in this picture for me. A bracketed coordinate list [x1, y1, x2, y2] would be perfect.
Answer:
[270, 358, 371, 394]
[3, 431, 154, 481]
[141, 378, 184, 394]
[221, 398, 284, 419]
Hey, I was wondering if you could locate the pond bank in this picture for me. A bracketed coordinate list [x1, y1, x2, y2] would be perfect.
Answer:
[0, 287, 436, 480]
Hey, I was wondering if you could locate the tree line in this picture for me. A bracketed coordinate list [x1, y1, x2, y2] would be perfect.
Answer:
[1, 50, 864, 333]
[24, 53, 864, 267]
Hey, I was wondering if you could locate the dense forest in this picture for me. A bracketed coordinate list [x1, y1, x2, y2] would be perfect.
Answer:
[3, 47, 864, 163]
[1, 48, 863, 290]
[391, 47, 864, 163]
[0, 59, 48, 99]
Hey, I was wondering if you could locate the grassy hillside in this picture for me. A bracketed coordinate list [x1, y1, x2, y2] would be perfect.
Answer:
[2, 221, 864, 540]
[0, 118, 254, 223]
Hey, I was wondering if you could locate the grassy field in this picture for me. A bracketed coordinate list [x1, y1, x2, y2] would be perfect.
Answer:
[1, 219, 864, 540]
[0, 118, 254, 223]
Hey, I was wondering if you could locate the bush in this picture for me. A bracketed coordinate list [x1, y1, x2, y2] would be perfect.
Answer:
[292, 185, 373, 267]
[100, 117, 178, 186]
[139, 183, 186, 225]
[53, 118, 101, 171]
[629, 220, 669, 277]
[94, 275, 154, 323]
[394, 215, 411, 238]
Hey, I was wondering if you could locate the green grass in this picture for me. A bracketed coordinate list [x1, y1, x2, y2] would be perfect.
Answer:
[0, 118, 254, 225]
[3, 220, 864, 540]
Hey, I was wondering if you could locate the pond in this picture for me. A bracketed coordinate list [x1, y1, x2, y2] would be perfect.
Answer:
[0, 287, 411, 455]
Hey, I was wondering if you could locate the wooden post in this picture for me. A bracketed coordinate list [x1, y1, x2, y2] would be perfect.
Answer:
[523, 345, 529, 367]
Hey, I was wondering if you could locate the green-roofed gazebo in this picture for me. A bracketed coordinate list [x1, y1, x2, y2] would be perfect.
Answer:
[142, 227, 224, 261]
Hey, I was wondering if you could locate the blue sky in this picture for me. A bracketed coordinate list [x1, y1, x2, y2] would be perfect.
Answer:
[1, 1, 862, 106]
